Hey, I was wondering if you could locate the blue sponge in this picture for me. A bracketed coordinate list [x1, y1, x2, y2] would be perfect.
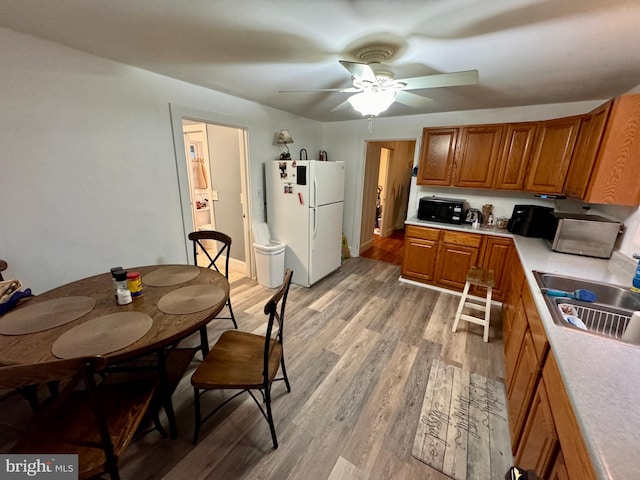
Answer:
[543, 288, 597, 302]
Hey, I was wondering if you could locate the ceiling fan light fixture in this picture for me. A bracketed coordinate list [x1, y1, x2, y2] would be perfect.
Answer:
[347, 90, 396, 117]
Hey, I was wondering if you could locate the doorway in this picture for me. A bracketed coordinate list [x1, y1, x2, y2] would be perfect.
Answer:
[169, 103, 252, 281]
[359, 140, 415, 266]
[181, 120, 250, 279]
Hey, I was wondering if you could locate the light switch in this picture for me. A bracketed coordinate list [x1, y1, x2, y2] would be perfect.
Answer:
[211, 190, 219, 201]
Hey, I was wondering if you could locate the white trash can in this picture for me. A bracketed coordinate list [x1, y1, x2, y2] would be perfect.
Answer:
[252, 223, 286, 288]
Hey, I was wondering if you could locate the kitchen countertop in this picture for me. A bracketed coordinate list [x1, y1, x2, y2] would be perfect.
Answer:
[406, 216, 639, 479]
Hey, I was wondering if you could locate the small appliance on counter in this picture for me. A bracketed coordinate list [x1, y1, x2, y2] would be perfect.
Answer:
[417, 196, 467, 225]
[465, 208, 482, 224]
[545, 212, 622, 259]
[507, 205, 554, 237]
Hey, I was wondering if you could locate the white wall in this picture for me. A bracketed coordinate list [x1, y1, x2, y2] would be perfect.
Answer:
[0, 28, 322, 293]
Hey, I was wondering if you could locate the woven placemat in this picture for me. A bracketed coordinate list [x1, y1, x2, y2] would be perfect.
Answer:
[157, 284, 226, 314]
[142, 265, 200, 287]
[51, 311, 153, 359]
[0, 296, 96, 336]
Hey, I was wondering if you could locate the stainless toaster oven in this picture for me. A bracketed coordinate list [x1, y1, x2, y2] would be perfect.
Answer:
[547, 213, 622, 258]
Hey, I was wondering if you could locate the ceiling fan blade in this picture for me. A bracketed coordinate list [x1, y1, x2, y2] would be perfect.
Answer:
[398, 69, 479, 90]
[394, 91, 433, 108]
[339, 60, 377, 83]
[278, 86, 363, 94]
[330, 99, 352, 112]
[278, 88, 347, 93]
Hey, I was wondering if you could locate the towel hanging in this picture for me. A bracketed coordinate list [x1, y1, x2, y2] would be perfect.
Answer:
[192, 158, 208, 189]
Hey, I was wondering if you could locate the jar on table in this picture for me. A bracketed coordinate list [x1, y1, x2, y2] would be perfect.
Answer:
[126, 271, 143, 298]
[110, 266, 123, 299]
[114, 270, 132, 305]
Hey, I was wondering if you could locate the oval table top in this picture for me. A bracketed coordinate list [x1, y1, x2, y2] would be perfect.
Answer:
[0, 265, 229, 366]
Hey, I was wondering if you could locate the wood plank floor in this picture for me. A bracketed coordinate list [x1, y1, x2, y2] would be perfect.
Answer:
[2, 257, 508, 479]
[360, 230, 405, 266]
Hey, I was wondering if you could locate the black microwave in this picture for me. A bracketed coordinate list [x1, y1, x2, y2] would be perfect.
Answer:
[417, 196, 467, 225]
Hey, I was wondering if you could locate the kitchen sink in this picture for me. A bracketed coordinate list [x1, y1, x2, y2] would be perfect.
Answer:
[533, 271, 640, 345]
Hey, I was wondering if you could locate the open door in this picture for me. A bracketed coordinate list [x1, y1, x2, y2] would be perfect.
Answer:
[170, 103, 253, 280]
[359, 139, 416, 254]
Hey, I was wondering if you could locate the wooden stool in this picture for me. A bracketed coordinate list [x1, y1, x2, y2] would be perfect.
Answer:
[452, 266, 495, 342]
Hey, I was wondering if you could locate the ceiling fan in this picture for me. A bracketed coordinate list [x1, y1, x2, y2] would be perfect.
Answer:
[279, 45, 479, 117]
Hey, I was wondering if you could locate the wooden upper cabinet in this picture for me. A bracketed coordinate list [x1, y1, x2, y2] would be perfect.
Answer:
[581, 94, 640, 205]
[563, 102, 611, 199]
[493, 122, 538, 190]
[417, 127, 458, 185]
[453, 124, 504, 188]
[524, 116, 581, 194]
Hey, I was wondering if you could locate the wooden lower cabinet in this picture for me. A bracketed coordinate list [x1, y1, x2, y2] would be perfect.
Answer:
[548, 451, 569, 480]
[472, 235, 512, 300]
[401, 225, 512, 301]
[543, 353, 597, 480]
[507, 330, 539, 449]
[502, 247, 525, 348]
[502, 250, 597, 480]
[402, 236, 439, 282]
[515, 377, 559, 478]
[504, 298, 528, 387]
[434, 242, 479, 290]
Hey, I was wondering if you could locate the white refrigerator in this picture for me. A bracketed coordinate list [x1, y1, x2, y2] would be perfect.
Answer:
[265, 160, 345, 287]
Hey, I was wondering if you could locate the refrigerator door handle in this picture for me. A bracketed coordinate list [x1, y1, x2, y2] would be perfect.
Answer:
[312, 175, 318, 207]
[312, 207, 317, 248]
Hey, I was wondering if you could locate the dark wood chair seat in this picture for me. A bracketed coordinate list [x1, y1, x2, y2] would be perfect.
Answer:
[191, 269, 293, 448]
[0, 356, 156, 480]
[192, 332, 282, 389]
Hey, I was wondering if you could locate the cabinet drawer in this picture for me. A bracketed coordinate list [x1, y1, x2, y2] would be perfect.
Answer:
[522, 283, 549, 364]
[441, 230, 482, 248]
[405, 225, 441, 241]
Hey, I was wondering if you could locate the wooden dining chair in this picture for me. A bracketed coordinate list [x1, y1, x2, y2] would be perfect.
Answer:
[188, 230, 238, 358]
[191, 268, 293, 448]
[0, 356, 156, 480]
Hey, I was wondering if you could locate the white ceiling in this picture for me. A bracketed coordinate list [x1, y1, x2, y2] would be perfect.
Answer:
[2, 0, 640, 122]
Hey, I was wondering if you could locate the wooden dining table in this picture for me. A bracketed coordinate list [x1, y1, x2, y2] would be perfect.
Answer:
[0, 264, 230, 436]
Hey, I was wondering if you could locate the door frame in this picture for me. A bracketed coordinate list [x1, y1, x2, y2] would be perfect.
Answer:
[356, 137, 419, 256]
[169, 103, 254, 278]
